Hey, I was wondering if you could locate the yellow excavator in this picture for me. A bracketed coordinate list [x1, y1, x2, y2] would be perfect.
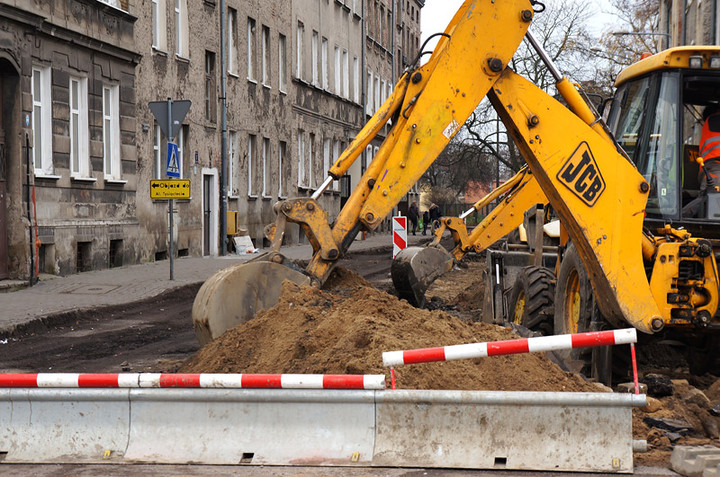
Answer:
[192, 0, 720, 380]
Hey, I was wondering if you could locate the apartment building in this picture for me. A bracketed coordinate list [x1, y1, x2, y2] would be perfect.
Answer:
[0, 0, 422, 280]
[659, 0, 720, 47]
[0, 0, 140, 278]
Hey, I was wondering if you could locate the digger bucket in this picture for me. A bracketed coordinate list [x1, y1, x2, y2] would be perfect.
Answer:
[391, 246, 455, 308]
[192, 261, 311, 345]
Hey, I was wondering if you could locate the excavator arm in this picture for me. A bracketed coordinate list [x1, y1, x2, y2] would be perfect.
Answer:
[193, 0, 540, 342]
[193, 0, 706, 345]
[391, 166, 548, 307]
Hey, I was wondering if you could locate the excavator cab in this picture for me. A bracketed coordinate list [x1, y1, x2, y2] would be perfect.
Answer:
[607, 48, 720, 236]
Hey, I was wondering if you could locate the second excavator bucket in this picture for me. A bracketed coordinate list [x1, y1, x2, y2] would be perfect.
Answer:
[192, 261, 311, 345]
[391, 246, 455, 308]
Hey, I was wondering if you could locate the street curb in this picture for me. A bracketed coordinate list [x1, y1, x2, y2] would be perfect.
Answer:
[0, 283, 202, 340]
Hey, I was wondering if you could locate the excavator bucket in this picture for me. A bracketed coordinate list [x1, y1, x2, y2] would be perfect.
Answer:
[391, 246, 455, 307]
[192, 261, 311, 345]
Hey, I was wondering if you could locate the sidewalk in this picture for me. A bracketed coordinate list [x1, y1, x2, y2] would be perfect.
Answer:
[0, 232, 429, 335]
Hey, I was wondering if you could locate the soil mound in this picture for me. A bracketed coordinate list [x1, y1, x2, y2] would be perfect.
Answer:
[181, 269, 596, 392]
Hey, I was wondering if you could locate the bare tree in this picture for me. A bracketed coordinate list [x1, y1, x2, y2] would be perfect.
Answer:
[585, 0, 661, 90]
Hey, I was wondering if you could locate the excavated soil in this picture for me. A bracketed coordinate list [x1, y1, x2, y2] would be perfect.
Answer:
[181, 265, 720, 468]
[181, 267, 596, 392]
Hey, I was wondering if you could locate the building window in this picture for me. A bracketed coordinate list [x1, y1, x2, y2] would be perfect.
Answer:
[311, 30, 319, 86]
[380, 79, 386, 105]
[297, 130, 306, 187]
[323, 138, 331, 184]
[279, 33, 287, 92]
[227, 8, 238, 75]
[342, 49, 349, 99]
[31, 66, 53, 176]
[261, 25, 270, 87]
[248, 133, 257, 196]
[308, 133, 315, 187]
[102, 85, 121, 180]
[69, 76, 90, 178]
[262, 137, 270, 197]
[296, 21, 304, 79]
[321, 37, 329, 90]
[366, 70, 373, 114]
[334, 46, 341, 95]
[153, 123, 162, 179]
[353, 56, 359, 103]
[332, 139, 341, 190]
[175, 0, 189, 58]
[152, 0, 167, 50]
[247, 17, 257, 81]
[374, 75, 380, 112]
[228, 130, 238, 196]
[205, 51, 216, 122]
[279, 140, 288, 197]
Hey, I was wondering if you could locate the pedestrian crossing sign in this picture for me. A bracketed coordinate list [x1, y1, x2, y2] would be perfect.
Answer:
[166, 142, 180, 178]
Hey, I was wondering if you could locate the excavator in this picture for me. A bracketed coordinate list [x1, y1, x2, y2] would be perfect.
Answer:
[192, 0, 720, 381]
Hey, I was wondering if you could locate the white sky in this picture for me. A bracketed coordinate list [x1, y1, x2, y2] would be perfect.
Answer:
[420, 0, 618, 51]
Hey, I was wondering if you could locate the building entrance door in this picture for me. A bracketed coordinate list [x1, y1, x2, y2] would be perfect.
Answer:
[203, 174, 211, 256]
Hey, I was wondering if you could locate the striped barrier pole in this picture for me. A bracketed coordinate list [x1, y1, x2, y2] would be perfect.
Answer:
[383, 328, 637, 367]
[0, 373, 386, 390]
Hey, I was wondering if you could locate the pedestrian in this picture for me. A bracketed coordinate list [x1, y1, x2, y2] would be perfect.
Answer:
[422, 210, 429, 235]
[408, 201, 419, 236]
[683, 104, 720, 217]
[429, 203, 442, 233]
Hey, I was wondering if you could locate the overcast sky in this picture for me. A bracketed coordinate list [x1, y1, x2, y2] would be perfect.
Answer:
[420, 0, 618, 51]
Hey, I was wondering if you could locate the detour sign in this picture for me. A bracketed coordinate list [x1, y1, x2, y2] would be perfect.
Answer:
[150, 179, 191, 199]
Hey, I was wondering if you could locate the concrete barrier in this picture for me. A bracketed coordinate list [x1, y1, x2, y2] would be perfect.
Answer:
[0, 389, 130, 463]
[373, 390, 644, 473]
[0, 388, 644, 471]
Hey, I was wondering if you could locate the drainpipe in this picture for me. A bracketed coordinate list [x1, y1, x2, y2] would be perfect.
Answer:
[391, 0, 395, 84]
[361, 0, 366, 169]
[25, 133, 34, 286]
[220, 0, 228, 256]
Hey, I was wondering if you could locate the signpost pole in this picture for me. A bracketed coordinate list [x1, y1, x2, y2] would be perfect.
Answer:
[167, 98, 174, 281]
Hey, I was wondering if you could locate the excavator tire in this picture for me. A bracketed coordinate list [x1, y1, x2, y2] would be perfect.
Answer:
[553, 242, 630, 385]
[553, 242, 598, 380]
[508, 265, 555, 334]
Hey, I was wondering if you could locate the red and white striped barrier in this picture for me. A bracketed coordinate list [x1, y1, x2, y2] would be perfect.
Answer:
[0, 373, 386, 390]
[383, 329, 637, 367]
[392, 216, 407, 258]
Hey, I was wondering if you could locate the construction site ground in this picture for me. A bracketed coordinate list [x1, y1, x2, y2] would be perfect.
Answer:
[0, 233, 718, 475]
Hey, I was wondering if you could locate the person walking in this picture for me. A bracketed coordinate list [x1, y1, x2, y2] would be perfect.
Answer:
[422, 209, 429, 235]
[408, 201, 419, 236]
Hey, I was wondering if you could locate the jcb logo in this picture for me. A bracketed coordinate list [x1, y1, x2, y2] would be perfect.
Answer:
[557, 142, 605, 207]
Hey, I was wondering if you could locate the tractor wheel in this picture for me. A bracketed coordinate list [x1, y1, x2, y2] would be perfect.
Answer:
[554, 242, 604, 382]
[508, 266, 555, 334]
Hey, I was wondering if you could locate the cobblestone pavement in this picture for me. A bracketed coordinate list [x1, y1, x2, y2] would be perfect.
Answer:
[0, 233, 426, 335]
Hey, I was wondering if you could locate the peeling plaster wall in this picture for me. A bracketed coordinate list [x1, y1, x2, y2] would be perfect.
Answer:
[0, 0, 140, 278]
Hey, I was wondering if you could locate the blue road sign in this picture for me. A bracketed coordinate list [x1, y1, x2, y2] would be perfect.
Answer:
[166, 142, 180, 178]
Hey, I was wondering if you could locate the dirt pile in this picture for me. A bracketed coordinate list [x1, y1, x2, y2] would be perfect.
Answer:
[181, 268, 596, 392]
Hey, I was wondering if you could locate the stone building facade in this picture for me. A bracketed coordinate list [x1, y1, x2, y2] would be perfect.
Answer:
[659, 0, 720, 46]
[0, 0, 422, 280]
[0, 0, 140, 279]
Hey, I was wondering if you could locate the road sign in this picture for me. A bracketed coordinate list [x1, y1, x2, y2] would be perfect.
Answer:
[166, 143, 180, 178]
[148, 100, 191, 140]
[150, 179, 191, 199]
